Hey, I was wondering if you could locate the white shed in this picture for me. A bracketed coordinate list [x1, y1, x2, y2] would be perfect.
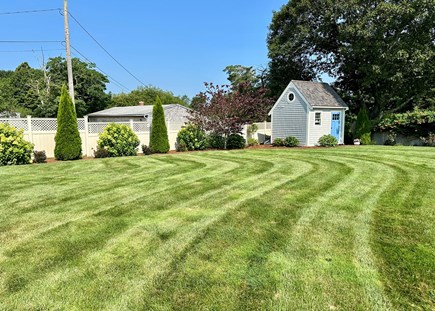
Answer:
[268, 80, 349, 146]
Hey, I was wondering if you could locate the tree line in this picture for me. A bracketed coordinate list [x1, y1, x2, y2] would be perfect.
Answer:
[0, 57, 190, 118]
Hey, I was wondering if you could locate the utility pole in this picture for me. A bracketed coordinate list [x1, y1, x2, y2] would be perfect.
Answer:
[63, 0, 75, 106]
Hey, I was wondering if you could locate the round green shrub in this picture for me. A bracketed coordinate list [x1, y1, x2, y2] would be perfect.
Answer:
[247, 138, 259, 146]
[141, 144, 153, 155]
[33, 150, 47, 163]
[284, 136, 299, 147]
[176, 124, 207, 151]
[0, 123, 34, 166]
[360, 132, 372, 145]
[318, 134, 338, 147]
[207, 133, 225, 149]
[97, 123, 140, 157]
[226, 134, 246, 149]
[54, 85, 82, 160]
[272, 138, 285, 147]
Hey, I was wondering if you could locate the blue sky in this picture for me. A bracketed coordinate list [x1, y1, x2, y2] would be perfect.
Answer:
[0, 1, 286, 99]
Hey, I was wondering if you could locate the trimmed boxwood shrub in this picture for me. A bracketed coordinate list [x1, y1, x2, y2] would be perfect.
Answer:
[33, 150, 47, 163]
[149, 96, 170, 153]
[0, 123, 33, 166]
[176, 124, 207, 151]
[226, 134, 245, 149]
[318, 134, 338, 147]
[141, 144, 153, 155]
[54, 85, 82, 160]
[272, 138, 285, 147]
[207, 133, 225, 149]
[284, 136, 299, 147]
[97, 123, 140, 157]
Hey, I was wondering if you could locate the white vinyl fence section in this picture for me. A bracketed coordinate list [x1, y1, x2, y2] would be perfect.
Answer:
[0, 117, 272, 158]
[0, 116, 183, 158]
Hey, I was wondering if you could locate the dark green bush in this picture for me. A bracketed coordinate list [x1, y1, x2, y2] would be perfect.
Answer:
[355, 106, 371, 140]
[54, 85, 82, 161]
[94, 147, 110, 158]
[207, 133, 225, 149]
[247, 138, 259, 146]
[149, 96, 170, 153]
[272, 138, 285, 147]
[141, 144, 153, 155]
[176, 124, 207, 151]
[318, 134, 338, 147]
[33, 150, 47, 163]
[97, 123, 140, 157]
[284, 136, 299, 147]
[226, 134, 246, 149]
[0, 123, 33, 165]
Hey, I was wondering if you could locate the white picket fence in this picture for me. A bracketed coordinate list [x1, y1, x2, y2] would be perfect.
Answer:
[0, 116, 184, 158]
[0, 117, 272, 158]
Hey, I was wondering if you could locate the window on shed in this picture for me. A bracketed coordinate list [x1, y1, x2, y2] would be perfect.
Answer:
[315, 112, 321, 125]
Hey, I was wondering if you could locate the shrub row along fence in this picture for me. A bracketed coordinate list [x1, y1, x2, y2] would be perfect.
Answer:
[0, 116, 183, 158]
[0, 117, 272, 157]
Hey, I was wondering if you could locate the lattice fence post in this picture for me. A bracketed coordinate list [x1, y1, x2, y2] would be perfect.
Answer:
[130, 119, 134, 130]
[27, 115, 33, 143]
[84, 116, 89, 156]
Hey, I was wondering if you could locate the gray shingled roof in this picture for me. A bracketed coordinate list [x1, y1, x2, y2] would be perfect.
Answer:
[292, 80, 348, 109]
[87, 104, 185, 117]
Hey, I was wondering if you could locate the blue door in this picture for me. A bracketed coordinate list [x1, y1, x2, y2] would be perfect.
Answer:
[331, 112, 341, 141]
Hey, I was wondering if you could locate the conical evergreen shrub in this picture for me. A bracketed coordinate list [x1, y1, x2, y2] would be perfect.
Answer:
[355, 105, 371, 144]
[149, 96, 170, 153]
[54, 86, 82, 160]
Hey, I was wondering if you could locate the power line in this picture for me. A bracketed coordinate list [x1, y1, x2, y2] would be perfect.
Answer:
[0, 49, 64, 53]
[70, 44, 132, 92]
[67, 12, 146, 87]
[0, 8, 61, 15]
[0, 40, 63, 43]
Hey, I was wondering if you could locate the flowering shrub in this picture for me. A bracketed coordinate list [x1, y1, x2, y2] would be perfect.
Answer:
[0, 123, 34, 165]
[377, 109, 435, 136]
[272, 138, 285, 147]
[97, 123, 140, 157]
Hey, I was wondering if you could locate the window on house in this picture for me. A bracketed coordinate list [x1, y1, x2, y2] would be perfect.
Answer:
[332, 113, 340, 121]
[288, 92, 295, 102]
[315, 112, 321, 125]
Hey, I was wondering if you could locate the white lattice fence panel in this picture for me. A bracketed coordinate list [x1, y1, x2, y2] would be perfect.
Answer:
[88, 122, 131, 134]
[77, 119, 85, 131]
[31, 118, 57, 132]
[0, 118, 28, 131]
[133, 122, 149, 132]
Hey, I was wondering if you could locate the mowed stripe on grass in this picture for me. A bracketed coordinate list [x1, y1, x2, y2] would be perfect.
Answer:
[0, 146, 433, 310]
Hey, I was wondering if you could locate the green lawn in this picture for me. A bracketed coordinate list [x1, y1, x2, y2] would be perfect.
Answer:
[0, 146, 434, 310]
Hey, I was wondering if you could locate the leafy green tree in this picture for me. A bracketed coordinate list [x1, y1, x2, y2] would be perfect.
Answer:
[149, 96, 170, 153]
[111, 86, 189, 107]
[54, 86, 82, 160]
[267, 0, 435, 118]
[223, 65, 259, 88]
[47, 57, 111, 117]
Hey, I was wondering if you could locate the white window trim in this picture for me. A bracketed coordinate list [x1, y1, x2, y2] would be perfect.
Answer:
[315, 112, 321, 125]
[288, 92, 295, 102]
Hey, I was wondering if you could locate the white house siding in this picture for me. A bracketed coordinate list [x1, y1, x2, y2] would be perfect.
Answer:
[271, 87, 308, 145]
[308, 109, 346, 146]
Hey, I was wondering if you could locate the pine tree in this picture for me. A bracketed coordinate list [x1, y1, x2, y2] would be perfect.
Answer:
[54, 85, 82, 160]
[149, 96, 169, 153]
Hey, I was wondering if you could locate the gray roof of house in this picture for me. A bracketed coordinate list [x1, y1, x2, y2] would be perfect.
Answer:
[292, 80, 348, 109]
[87, 104, 188, 117]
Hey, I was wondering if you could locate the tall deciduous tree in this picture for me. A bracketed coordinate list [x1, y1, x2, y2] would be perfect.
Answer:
[267, 0, 435, 119]
[54, 85, 82, 160]
[189, 82, 274, 146]
[149, 96, 170, 153]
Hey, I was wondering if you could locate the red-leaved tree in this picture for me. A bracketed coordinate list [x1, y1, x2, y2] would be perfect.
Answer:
[189, 82, 274, 146]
